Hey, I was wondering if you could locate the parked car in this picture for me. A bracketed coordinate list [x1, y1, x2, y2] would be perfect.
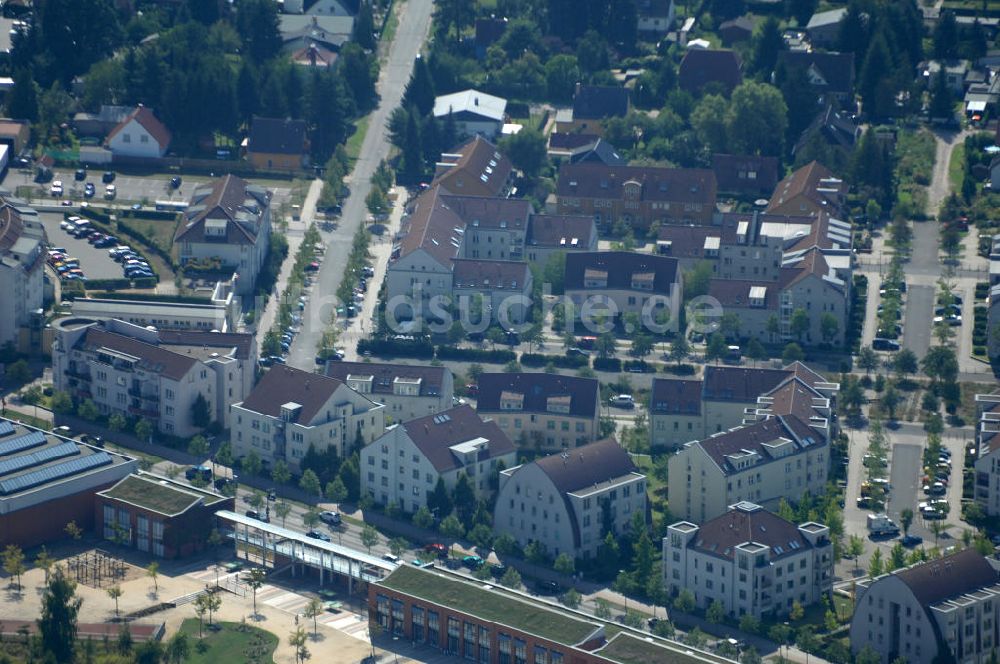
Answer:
[170, 176, 182, 188]
[84, 183, 96, 198]
[872, 338, 900, 351]
[536, 580, 561, 595]
[900, 534, 924, 547]
[185, 465, 212, 481]
[306, 529, 331, 542]
[462, 555, 484, 570]
[102, 171, 115, 183]
[610, 394, 635, 409]
[320, 510, 342, 526]
[104, 184, 116, 199]
[49, 180, 63, 196]
[566, 347, 590, 358]
[74, 169, 86, 181]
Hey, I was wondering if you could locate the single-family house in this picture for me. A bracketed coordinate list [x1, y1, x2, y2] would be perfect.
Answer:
[246, 117, 309, 170]
[555, 85, 630, 137]
[679, 49, 742, 95]
[433, 89, 507, 140]
[805, 8, 846, 48]
[106, 105, 171, 159]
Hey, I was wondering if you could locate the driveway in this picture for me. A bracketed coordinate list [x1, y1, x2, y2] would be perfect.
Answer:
[886, 442, 923, 536]
[286, 0, 435, 370]
[38, 212, 129, 281]
[902, 285, 934, 359]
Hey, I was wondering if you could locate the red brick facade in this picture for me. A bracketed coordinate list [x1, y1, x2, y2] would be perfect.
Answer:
[94, 495, 234, 559]
[0, 483, 114, 549]
[369, 585, 620, 664]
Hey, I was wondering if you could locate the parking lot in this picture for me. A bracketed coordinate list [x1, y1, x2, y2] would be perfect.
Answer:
[38, 212, 130, 281]
[5, 168, 294, 211]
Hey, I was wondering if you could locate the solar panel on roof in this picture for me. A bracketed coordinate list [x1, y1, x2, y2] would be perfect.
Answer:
[0, 452, 113, 495]
[0, 421, 14, 437]
[0, 430, 47, 457]
[0, 442, 81, 477]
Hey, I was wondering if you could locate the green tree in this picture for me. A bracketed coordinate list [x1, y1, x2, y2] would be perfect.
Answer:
[790, 307, 810, 341]
[499, 567, 522, 589]
[750, 16, 783, 75]
[242, 450, 262, 477]
[146, 561, 159, 595]
[725, 81, 788, 156]
[499, 129, 548, 179]
[560, 588, 581, 608]
[271, 459, 291, 485]
[545, 54, 581, 101]
[705, 333, 728, 363]
[427, 477, 453, 517]
[246, 567, 266, 617]
[857, 347, 879, 375]
[360, 524, 380, 553]
[690, 94, 729, 153]
[782, 342, 805, 364]
[50, 390, 73, 415]
[468, 523, 494, 550]
[304, 597, 324, 637]
[820, 313, 840, 344]
[669, 335, 691, 365]
[790, 599, 805, 621]
[3, 544, 24, 590]
[412, 505, 435, 530]
[236, 0, 282, 63]
[164, 632, 190, 664]
[77, 399, 100, 422]
[848, 534, 865, 570]
[133, 417, 152, 442]
[553, 553, 575, 576]
[107, 413, 127, 433]
[673, 588, 695, 613]
[38, 566, 81, 664]
[6, 68, 37, 122]
[869, 548, 884, 577]
[706, 599, 725, 624]
[188, 435, 209, 458]
[274, 501, 292, 528]
[439, 514, 465, 551]
[107, 584, 123, 617]
[325, 476, 348, 503]
[353, 0, 376, 50]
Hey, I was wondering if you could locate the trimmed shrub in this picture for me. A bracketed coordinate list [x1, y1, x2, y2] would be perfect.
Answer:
[593, 358, 622, 372]
[521, 353, 588, 369]
[436, 346, 516, 363]
[358, 338, 434, 359]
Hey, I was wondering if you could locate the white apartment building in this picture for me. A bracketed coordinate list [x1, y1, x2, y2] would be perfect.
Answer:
[667, 415, 829, 524]
[494, 438, 646, 559]
[52, 318, 256, 438]
[231, 365, 385, 473]
[0, 198, 44, 351]
[71, 280, 239, 333]
[175, 175, 272, 296]
[973, 393, 1000, 516]
[475, 373, 601, 451]
[850, 549, 1000, 664]
[324, 362, 454, 424]
[360, 405, 516, 513]
[650, 363, 839, 450]
[664, 502, 833, 619]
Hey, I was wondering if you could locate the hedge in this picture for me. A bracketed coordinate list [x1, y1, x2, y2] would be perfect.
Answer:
[84, 276, 158, 291]
[622, 360, 655, 373]
[520, 353, 589, 369]
[435, 346, 516, 363]
[662, 363, 696, 375]
[357, 338, 435, 359]
[95, 291, 211, 304]
[593, 357, 622, 372]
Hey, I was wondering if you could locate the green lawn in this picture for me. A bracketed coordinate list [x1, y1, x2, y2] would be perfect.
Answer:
[177, 619, 278, 664]
[345, 116, 371, 164]
[949, 141, 965, 193]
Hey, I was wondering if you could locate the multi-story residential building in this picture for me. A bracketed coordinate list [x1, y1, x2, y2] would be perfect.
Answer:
[70, 279, 239, 333]
[554, 162, 717, 230]
[711, 154, 779, 197]
[433, 89, 507, 140]
[360, 405, 516, 513]
[96, 472, 233, 558]
[0, 196, 44, 351]
[231, 364, 385, 473]
[664, 502, 833, 619]
[850, 549, 1000, 664]
[667, 414, 830, 523]
[175, 175, 272, 295]
[52, 318, 256, 437]
[495, 437, 646, 559]
[563, 251, 682, 333]
[371, 564, 718, 664]
[989, 284, 1000, 359]
[324, 362, 453, 424]
[433, 136, 513, 198]
[475, 373, 600, 451]
[651, 363, 839, 450]
[766, 161, 847, 217]
[973, 393, 1000, 516]
[452, 259, 533, 325]
[524, 214, 598, 268]
[0, 419, 137, 548]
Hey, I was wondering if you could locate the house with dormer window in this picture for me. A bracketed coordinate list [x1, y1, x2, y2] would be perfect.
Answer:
[476, 373, 600, 451]
[563, 251, 682, 332]
[324, 362, 453, 424]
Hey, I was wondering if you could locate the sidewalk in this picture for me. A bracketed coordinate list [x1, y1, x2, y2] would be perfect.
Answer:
[341, 187, 406, 362]
[254, 177, 323, 349]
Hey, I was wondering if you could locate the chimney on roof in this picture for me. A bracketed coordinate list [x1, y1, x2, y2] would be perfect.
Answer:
[474, 96, 479, 106]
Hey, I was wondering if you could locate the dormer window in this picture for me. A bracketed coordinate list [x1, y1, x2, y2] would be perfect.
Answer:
[546, 395, 571, 414]
[584, 268, 608, 288]
[500, 391, 524, 410]
[749, 286, 767, 308]
[631, 272, 654, 291]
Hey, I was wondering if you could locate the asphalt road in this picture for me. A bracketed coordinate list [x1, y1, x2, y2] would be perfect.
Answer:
[886, 443, 923, 536]
[902, 285, 934, 359]
[286, 0, 435, 370]
[38, 212, 130, 280]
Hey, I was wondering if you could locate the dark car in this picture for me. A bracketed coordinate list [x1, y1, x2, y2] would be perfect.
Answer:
[536, 580, 561, 595]
[214, 477, 231, 491]
[462, 555, 484, 570]
[872, 338, 900, 352]
[185, 465, 212, 482]
[900, 535, 923, 547]
[102, 171, 115, 183]
[566, 347, 590, 358]
[306, 529, 331, 542]
[245, 510, 270, 523]
[74, 169, 86, 181]
[170, 176, 182, 189]
[489, 563, 507, 579]
[84, 183, 96, 198]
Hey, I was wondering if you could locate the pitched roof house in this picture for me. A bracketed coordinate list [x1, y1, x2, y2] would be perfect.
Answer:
[711, 153, 780, 196]
[776, 51, 856, 101]
[767, 161, 846, 216]
[495, 437, 646, 556]
[433, 89, 508, 140]
[433, 136, 513, 198]
[106, 105, 172, 159]
[246, 117, 309, 170]
[361, 405, 517, 511]
[679, 49, 743, 94]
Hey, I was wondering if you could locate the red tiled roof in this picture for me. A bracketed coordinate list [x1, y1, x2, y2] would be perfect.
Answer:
[106, 106, 172, 150]
[401, 405, 514, 474]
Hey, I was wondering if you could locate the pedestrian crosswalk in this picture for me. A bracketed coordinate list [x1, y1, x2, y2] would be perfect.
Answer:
[184, 566, 372, 642]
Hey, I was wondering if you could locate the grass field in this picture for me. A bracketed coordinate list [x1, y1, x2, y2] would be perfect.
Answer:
[346, 116, 371, 164]
[949, 141, 965, 193]
[177, 619, 278, 664]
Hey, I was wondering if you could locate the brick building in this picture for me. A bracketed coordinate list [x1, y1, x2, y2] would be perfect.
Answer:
[370, 564, 725, 664]
[0, 419, 137, 548]
[95, 472, 233, 558]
